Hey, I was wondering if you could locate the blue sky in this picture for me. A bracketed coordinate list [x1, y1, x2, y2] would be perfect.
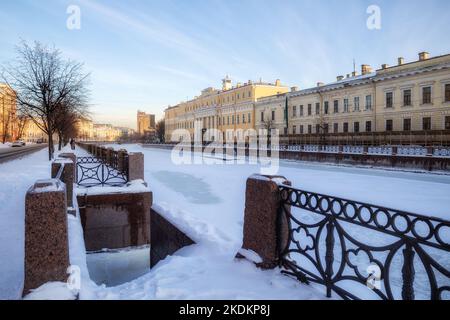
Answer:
[1, 0, 449, 129]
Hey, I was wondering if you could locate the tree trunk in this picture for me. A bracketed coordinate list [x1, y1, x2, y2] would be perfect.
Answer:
[47, 132, 54, 160]
[58, 132, 62, 151]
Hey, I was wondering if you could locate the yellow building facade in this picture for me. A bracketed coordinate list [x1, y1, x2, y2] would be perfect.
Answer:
[0, 84, 17, 142]
[164, 77, 289, 142]
[255, 52, 450, 139]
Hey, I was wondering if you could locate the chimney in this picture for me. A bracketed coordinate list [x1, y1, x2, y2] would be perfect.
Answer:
[398, 57, 404, 66]
[361, 64, 373, 75]
[291, 86, 298, 92]
[275, 79, 281, 86]
[381, 64, 389, 69]
[317, 82, 324, 87]
[352, 71, 358, 77]
[419, 52, 430, 61]
[337, 75, 344, 81]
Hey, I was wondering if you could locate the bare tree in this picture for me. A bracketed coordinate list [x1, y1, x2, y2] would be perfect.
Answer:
[1, 41, 90, 159]
[15, 113, 29, 140]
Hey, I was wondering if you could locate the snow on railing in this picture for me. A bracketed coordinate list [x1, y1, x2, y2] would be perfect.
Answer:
[397, 146, 428, 157]
[323, 145, 340, 153]
[368, 146, 393, 155]
[343, 146, 364, 154]
[303, 145, 320, 152]
[433, 148, 450, 158]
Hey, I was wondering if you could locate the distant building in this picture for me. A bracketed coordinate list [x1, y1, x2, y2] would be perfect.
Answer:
[76, 117, 94, 141]
[92, 124, 122, 142]
[137, 111, 156, 136]
[0, 84, 17, 142]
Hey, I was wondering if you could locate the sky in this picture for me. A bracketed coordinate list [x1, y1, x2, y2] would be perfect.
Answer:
[1, 0, 449, 129]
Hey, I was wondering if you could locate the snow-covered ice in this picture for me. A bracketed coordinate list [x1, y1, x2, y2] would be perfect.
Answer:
[1, 143, 450, 300]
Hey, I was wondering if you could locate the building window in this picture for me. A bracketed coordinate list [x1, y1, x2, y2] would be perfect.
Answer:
[423, 87, 432, 104]
[293, 126, 297, 134]
[271, 110, 275, 121]
[365, 95, 372, 110]
[354, 122, 360, 133]
[300, 125, 304, 134]
[334, 100, 339, 113]
[242, 114, 246, 124]
[307, 104, 312, 116]
[445, 116, 450, 130]
[284, 128, 288, 135]
[227, 116, 230, 125]
[403, 118, 411, 131]
[260, 112, 264, 122]
[403, 89, 412, 106]
[386, 92, 393, 108]
[218, 117, 221, 126]
[343, 122, 348, 133]
[232, 115, 235, 125]
[323, 123, 329, 134]
[248, 113, 251, 123]
[386, 119, 393, 131]
[334, 123, 338, 133]
[315, 103, 320, 115]
[366, 121, 372, 132]
[308, 125, 312, 134]
[316, 124, 320, 133]
[423, 117, 431, 131]
[293, 106, 297, 117]
[324, 101, 329, 114]
[236, 115, 240, 125]
[446, 84, 450, 102]
[344, 99, 349, 113]
[300, 105, 304, 116]
[354, 97, 360, 111]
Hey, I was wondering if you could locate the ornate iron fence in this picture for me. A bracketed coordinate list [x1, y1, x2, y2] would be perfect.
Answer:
[77, 156, 129, 187]
[278, 185, 450, 300]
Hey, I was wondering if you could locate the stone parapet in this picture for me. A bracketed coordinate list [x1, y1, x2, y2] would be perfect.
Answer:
[77, 190, 152, 251]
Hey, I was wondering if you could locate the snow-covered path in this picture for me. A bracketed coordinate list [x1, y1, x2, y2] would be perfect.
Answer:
[0, 148, 51, 299]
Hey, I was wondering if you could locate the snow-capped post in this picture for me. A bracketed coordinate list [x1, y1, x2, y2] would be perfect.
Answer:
[236, 174, 291, 269]
[59, 152, 77, 182]
[24, 179, 70, 296]
[51, 157, 75, 211]
[128, 152, 144, 181]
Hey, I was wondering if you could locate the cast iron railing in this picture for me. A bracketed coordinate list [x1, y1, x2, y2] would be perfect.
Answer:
[77, 156, 129, 187]
[278, 185, 450, 300]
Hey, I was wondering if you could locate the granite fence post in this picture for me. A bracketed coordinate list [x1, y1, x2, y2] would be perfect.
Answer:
[23, 179, 69, 296]
[237, 174, 291, 269]
[128, 152, 144, 181]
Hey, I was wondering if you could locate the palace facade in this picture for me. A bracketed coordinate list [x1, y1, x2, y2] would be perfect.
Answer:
[256, 52, 450, 140]
[165, 52, 450, 145]
[164, 77, 289, 142]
